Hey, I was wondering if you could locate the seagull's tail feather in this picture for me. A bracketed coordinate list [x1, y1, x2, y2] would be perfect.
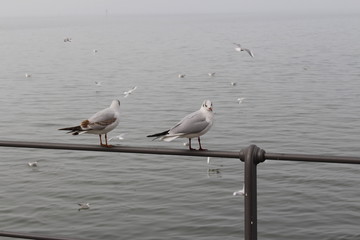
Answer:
[58, 126, 83, 135]
[147, 130, 170, 139]
[161, 135, 180, 142]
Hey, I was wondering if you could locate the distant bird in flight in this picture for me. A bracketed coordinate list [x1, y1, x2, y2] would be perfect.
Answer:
[233, 43, 254, 57]
[208, 72, 216, 77]
[59, 100, 121, 147]
[178, 74, 186, 78]
[123, 86, 137, 98]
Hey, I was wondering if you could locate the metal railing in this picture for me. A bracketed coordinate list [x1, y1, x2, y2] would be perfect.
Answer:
[1, 140, 360, 240]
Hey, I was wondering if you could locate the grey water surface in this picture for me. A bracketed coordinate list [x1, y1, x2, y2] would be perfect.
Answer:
[0, 13, 360, 240]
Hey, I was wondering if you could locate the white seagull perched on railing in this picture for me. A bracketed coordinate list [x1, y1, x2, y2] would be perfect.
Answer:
[233, 43, 254, 57]
[147, 100, 214, 151]
[59, 100, 121, 147]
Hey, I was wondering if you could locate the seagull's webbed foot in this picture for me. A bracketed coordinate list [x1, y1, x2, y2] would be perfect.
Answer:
[100, 143, 113, 148]
[197, 137, 208, 151]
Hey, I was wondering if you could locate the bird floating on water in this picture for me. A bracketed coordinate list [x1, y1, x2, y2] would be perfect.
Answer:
[59, 100, 121, 147]
[233, 43, 254, 57]
[208, 72, 216, 77]
[78, 203, 90, 211]
[178, 74, 185, 78]
[28, 161, 38, 167]
[147, 100, 214, 151]
[25, 73, 31, 78]
[233, 184, 245, 196]
[94, 81, 102, 86]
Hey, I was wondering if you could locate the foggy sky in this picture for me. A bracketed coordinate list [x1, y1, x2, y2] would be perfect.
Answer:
[1, 0, 360, 17]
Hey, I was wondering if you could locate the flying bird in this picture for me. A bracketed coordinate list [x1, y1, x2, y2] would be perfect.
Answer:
[108, 133, 126, 141]
[147, 100, 214, 151]
[59, 100, 121, 147]
[178, 74, 186, 78]
[237, 97, 246, 104]
[123, 86, 137, 98]
[233, 43, 254, 57]
[28, 161, 38, 167]
[208, 72, 216, 77]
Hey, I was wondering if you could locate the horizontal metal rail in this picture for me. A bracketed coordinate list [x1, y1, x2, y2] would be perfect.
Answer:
[1, 140, 360, 164]
[0, 231, 87, 240]
[1, 140, 360, 240]
[0, 140, 241, 159]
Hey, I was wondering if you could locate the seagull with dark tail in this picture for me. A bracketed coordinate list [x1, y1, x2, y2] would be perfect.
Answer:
[147, 100, 214, 151]
[59, 100, 121, 147]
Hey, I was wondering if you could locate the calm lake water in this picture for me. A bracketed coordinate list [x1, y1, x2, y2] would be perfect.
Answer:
[0, 13, 360, 240]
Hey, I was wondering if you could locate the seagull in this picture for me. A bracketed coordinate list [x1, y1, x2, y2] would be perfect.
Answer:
[233, 43, 254, 57]
[108, 133, 126, 141]
[233, 184, 245, 196]
[25, 73, 31, 78]
[28, 161, 38, 167]
[93, 49, 98, 54]
[78, 203, 90, 211]
[178, 74, 185, 78]
[58, 100, 121, 147]
[124, 86, 137, 98]
[147, 100, 214, 151]
[95, 81, 102, 86]
[231, 82, 237, 86]
[237, 97, 245, 104]
[208, 72, 216, 77]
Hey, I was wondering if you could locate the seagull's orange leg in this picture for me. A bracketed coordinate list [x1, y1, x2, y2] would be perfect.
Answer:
[99, 134, 105, 146]
[104, 134, 112, 148]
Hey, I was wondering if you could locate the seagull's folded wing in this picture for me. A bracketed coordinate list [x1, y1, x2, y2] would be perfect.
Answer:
[169, 111, 209, 135]
[86, 108, 117, 130]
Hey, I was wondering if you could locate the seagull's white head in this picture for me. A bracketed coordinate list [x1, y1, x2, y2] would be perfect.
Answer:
[201, 100, 213, 112]
[111, 99, 121, 108]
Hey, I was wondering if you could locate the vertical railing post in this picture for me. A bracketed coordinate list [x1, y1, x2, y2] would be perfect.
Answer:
[240, 145, 265, 240]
